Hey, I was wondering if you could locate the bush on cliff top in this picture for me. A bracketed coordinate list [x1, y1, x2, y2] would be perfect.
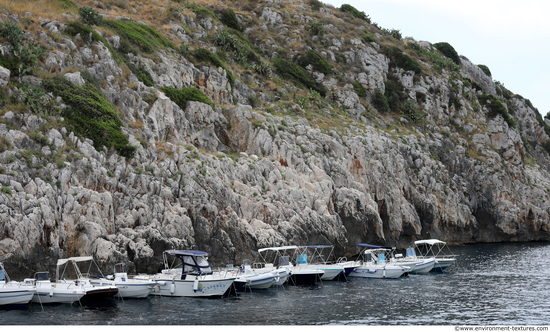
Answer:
[433, 42, 461, 66]
[160, 86, 215, 109]
[340, 4, 371, 23]
[478, 64, 491, 77]
[42, 75, 136, 158]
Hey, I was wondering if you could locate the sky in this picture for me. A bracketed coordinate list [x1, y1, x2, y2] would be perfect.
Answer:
[326, 0, 550, 116]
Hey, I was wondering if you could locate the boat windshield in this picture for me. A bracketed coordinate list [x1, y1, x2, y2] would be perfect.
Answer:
[195, 256, 212, 274]
[182, 256, 199, 274]
[179, 255, 212, 275]
[35, 272, 49, 281]
[115, 263, 127, 274]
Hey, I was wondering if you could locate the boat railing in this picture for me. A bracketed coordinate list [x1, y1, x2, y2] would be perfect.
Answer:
[211, 266, 240, 279]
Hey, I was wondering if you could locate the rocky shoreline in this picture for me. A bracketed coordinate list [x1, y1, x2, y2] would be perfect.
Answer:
[0, 1, 549, 279]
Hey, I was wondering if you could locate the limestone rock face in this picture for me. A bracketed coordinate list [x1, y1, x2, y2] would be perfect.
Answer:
[1, 3, 550, 280]
[0, 65, 10, 86]
[461, 57, 496, 95]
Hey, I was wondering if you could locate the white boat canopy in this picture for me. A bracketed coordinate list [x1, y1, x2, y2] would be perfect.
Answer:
[414, 239, 446, 246]
[56, 256, 93, 266]
[258, 246, 298, 253]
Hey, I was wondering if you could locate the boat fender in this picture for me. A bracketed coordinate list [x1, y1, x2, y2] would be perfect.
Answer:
[50, 285, 54, 297]
[383, 267, 386, 278]
[158, 281, 166, 286]
[193, 278, 199, 292]
[170, 281, 175, 294]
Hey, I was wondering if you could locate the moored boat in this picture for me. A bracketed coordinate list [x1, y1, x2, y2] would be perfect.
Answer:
[390, 248, 437, 273]
[296, 245, 345, 281]
[90, 263, 157, 298]
[258, 246, 324, 285]
[151, 250, 236, 297]
[347, 244, 410, 279]
[414, 239, 457, 272]
[233, 260, 278, 291]
[55, 257, 119, 301]
[31, 271, 86, 304]
[0, 262, 34, 308]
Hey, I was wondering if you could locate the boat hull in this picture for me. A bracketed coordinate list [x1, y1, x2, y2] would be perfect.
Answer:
[91, 279, 156, 298]
[32, 289, 85, 304]
[115, 283, 155, 298]
[348, 265, 407, 279]
[0, 289, 34, 307]
[412, 258, 436, 273]
[153, 278, 235, 297]
[288, 272, 324, 285]
[81, 286, 119, 301]
[235, 274, 277, 291]
[433, 259, 455, 272]
[319, 267, 345, 281]
[393, 258, 436, 274]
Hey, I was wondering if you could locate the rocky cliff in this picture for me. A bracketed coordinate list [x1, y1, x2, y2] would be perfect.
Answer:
[0, 0, 549, 278]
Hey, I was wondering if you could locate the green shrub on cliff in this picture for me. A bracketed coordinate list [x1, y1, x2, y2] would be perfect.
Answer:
[340, 4, 371, 23]
[478, 94, 516, 128]
[384, 76, 407, 113]
[433, 42, 461, 65]
[193, 47, 234, 87]
[272, 57, 326, 97]
[478, 64, 491, 77]
[102, 20, 175, 54]
[41, 75, 136, 158]
[296, 49, 331, 74]
[220, 8, 242, 32]
[353, 80, 366, 98]
[160, 86, 215, 108]
[78, 7, 103, 27]
[0, 20, 45, 76]
[381, 46, 421, 74]
[372, 88, 389, 112]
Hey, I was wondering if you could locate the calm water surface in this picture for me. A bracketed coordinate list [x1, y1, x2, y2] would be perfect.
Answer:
[1, 242, 549, 325]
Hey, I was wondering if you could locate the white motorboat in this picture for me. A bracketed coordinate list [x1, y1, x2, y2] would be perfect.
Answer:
[335, 257, 362, 278]
[348, 244, 411, 279]
[151, 250, 236, 297]
[31, 271, 86, 304]
[0, 262, 34, 307]
[249, 263, 291, 286]
[296, 245, 345, 281]
[233, 260, 278, 291]
[390, 248, 436, 273]
[414, 239, 457, 272]
[90, 263, 157, 298]
[258, 246, 324, 285]
[56, 257, 119, 301]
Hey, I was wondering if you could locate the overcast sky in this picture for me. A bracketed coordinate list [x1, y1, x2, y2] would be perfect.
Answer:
[325, 0, 550, 116]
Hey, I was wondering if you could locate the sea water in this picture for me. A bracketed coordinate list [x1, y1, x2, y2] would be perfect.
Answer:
[1, 242, 549, 325]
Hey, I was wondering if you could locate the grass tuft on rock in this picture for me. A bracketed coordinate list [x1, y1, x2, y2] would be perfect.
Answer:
[102, 20, 175, 54]
[160, 86, 215, 109]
